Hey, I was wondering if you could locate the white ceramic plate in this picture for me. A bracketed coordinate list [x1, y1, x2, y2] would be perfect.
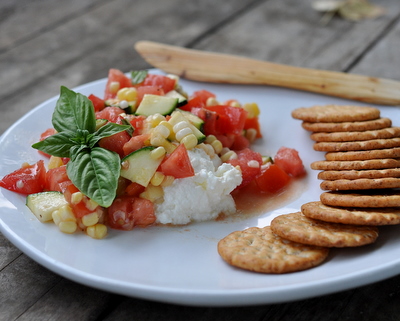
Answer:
[1, 70, 400, 307]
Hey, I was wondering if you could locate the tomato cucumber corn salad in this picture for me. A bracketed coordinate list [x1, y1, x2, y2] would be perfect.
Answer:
[0, 69, 305, 239]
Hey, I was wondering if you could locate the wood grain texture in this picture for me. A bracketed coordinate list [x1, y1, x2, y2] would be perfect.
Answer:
[1, 0, 400, 319]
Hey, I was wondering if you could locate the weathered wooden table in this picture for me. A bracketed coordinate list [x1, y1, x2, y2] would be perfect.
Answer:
[1, 1, 400, 320]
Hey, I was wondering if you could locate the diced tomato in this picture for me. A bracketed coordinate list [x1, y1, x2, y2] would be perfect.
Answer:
[255, 164, 291, 193]
[104, 69, 132, 100]
[160, 144, 195, 179]
[63, 184, 96, 218]
[274, 147, 305, 177]
[205, 105, 248, 136]
[107, 196, 156, 230]
[142, 74, 176, 93]
[128, 115, 146, 136]
[179, 96, 205, 112]
[88, 94, 106, 112]
[125, 182, 145, 196]
[0, 160, 46, 194]
[123, 133, 150, 156]
[38, 128, 57, 157]
[215, 134, 234, 149]
[191, 90, 216, 105]
[45, 165, 71, 192]
[96, 106, 125, 124]
[98, 131, 131, 158]
[227, 148, 262, 188]
[230, 134, 250, 151]
[244, 117, 262, 138]
[136, 86, 164, 104]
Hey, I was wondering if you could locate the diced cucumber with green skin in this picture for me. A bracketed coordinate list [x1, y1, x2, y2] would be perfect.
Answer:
[165, 90, 188, 107]
[26, 191, 69, 223]
[96, 119, 108, 130]
[168, 110, 206, 144]
[179, 110, 204, 131]
[105, 99, 135, 114]
[135, 94, 178, 116]
[120, 146, 164, 187]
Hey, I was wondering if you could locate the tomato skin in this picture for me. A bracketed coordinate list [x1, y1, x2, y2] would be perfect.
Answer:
[274, 147, 305, 177]
[38, 128, 57, 158]
[179, 96, 205, 112]
[107, 196, 156, 230]
[104, 69, 132, 100]
[0, 160, 46, 194]
[160, 144, 194, 179]
[255, 164, 291, 193]
[98, 131, 131, 158]
[125, 182, 145, 196]
[45, 165, 70, 192]
[122, 133, 150, 156]
[227, 148, 262, 188]
[191, 90, 216, 105]
[88, 94, 106, 112]
[128, 115, 146, 136]
[206, 105, 248, 136]
[142, 74, 175, 93]
[96, 106, 125, 124]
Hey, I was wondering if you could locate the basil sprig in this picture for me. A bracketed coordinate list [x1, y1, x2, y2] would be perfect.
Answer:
[131, 70, 148, 84]
[32, 86, 130, 207]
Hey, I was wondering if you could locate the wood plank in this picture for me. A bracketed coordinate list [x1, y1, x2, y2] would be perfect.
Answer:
[0, 233, 21, 270]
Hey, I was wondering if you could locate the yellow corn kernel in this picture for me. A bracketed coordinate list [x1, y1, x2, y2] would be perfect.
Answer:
[220, 147, 230, 156]
[161, 175, 175, 187]
[247, 160, 260, 168]
[81, 212, 99, 227]
[206, 97, 218, 106]
[211, 140, 223, 154]
[150, 146, 166, 160]
[175, 127, 193, 141]
[71, 192, 83, 205]
[84, 198, 99, 211]
[52, 205, 76, 225]
[173, 120, 189, 133]
[147, 113, 166, 127]
[151, 171, 165, 186]
[21, 162, 30, 168]
[116, 87, 137, 102]
[243, 102, 260, 118]
[150, 135, 166, 147]
[220, 150, 238, 162]
[159, 120, 173, 132]
[109, 81, 120, 95]
[86, 224, 107, 239]
[140, 185, 164, 202]
[58, 221, 78, 234]
[181, 134, 198, 150]
[245, 128, 258, 143]
[48, 156, 64, 169]
[154, 123, 171, 138]
[205, 135, 217, 144]
[228, 100, 241, 107]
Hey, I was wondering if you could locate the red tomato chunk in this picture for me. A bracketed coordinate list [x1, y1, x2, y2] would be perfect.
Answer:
[160, 144, 195, 179]
[274, 147, 305, 177]
[227, 148, 262, 189]
[255, 164, 291, 193]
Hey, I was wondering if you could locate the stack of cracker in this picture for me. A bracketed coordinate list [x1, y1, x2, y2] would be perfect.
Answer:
[218, 105, 399, 275]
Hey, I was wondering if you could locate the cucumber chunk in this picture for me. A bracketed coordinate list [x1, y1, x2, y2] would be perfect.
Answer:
[165, 90, 188, 106]
[120, 146, 164, 187]
[26, 191, 68, 223]
[179, 110, 204, 131]
[135, 94, 178, 116]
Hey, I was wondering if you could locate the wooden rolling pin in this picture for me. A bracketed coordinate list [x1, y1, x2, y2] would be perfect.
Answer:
[135, 41, 400, 106]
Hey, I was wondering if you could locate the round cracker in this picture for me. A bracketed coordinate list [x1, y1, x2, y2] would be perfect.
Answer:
[325, 148, 400, 161]
[311, 158, 400, 171]
[310, 127, 400, 143]
[271, 212, 378, 248]
[320, 190, 400, 208]
[320, 177, 400, 191]
[301, 201, 400, 226]
[292, 105, 380, 123]
[313, 137, 400, 152]
[217, 226, 329, 274]
[302, 117, 392, 133]
[318, 168, 400, 180]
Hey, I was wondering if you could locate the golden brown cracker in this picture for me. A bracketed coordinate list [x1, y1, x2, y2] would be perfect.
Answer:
[270, 212, 378, 248]
[320, 190, 400, 208]
[318, 168, 400, 180]
[302, 117, 392, 133]
[301, 201, 400, 226]
[325, 148, 400, 161]
[217, 226, 329, 274]
[291, 105, 380, 123]
[311, 158, 400, 171]
[310, 127, 400, 143]
[313, 137, 400, 152]
[320, 177, 400, 191]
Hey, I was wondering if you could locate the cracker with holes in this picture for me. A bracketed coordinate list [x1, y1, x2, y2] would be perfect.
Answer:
[325, 148, 400, 161]
[217, 226, 329, 274]
[318, 168, 400, 180]
[291, 105, 380, 123]
[320, 190, 400, 208]
[301, 201, 400, 226]
[302, 117, 392, 133]
[270, 212, 379, 248]
[311, 158, 400, 171]
[310, 127, 400, 143]
[320, 177, 400, 191]
[313, 137, 400, 152]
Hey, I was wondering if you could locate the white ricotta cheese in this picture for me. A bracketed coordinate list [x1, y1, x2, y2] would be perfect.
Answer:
[155, 148, 242, 225]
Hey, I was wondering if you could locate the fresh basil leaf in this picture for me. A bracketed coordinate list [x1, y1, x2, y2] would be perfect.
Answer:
[31, 132, 76, 158]
[88, 123, 130, 148]
[131, 70, 148, 85]
[52, 86, 96, 134]
[67, 146, 121, 207]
